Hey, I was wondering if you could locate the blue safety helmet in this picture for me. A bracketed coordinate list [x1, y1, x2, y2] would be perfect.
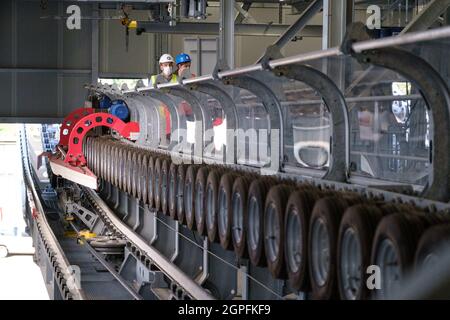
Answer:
[176, 53, 192, 65]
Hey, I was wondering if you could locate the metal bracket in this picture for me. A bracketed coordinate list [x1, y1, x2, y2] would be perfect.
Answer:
[259, 45, 284, 70]
[58, 107, 95, 147]
[65, 113, 140, 166]
[66, 202, 98, 231]
[212, 59, 231, 80]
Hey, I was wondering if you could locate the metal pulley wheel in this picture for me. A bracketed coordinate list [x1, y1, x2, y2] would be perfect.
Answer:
[176, 164, 187, 224]
[147, 155, 156, 208]
[130, 151, 140, 198]
[139, 154, 149, 204]
[153, 156, 165, 211]
[195, 167, 210, 236]
[231, 174, 255, 258]
[263, 184, 297, 279]
[205, 168, 228, 243]
[308, 193, 365, 300]
[184, 165, 199, 230]
[337, 204, 384, 300]
[371, 211, 431, 299]
[415, 224, 450, 273]
[160, 158, 172, 215]
[246, 177, 279, 267]
[217, 172, 239, 250]
[168, 162, 179, 220]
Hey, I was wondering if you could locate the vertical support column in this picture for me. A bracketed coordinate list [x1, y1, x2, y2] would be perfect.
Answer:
[11, 0, 17, 118]
[322, 0, 351, 49]
[274, 0, 323, 50]
[196, 36, 202, 76]
[322, 0, 353, 90]
[91, 4, 99, 84]
[219, 0, 235, 69]
[57, 2, 64, 118]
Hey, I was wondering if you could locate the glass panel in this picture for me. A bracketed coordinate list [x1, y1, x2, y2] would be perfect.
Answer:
[244, 70, 331, 175]
[233, 87, 270, 167]
[308, 55, 430, 188]
[165, 94, 195, 150]
[281, 80, 330, 171]
[190, 91, 226, 160]
[401, 40, 450, 89]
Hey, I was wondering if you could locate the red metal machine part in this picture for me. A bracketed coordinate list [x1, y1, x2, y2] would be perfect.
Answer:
[64, 112, 139, 166]
[58, 107, 95, 147]
[48, 111, 139, 189]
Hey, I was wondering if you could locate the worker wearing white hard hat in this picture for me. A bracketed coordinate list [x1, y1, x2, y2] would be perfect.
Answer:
[149, 53, 178, 87]
[149, 54, 179, 144]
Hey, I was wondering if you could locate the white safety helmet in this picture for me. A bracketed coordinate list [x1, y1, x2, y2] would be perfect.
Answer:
[159, 54, 174, 64]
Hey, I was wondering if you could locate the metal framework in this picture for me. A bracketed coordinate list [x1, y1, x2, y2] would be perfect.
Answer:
[26, 19, 450, 301]
[89, 23, 450, 204]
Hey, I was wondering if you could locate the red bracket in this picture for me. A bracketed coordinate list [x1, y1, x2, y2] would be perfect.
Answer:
[64, 112, 140, 166]
[59, 107, 95, 147]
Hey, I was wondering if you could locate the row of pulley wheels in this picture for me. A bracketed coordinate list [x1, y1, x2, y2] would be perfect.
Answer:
[84, 137, 450, 300]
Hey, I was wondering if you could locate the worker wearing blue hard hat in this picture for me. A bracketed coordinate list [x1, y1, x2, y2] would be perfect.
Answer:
[176, 53, 196, 80]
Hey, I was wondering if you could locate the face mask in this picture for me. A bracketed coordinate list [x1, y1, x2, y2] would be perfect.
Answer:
[180, 66, 190, 75]
[163, 66, 172, 77]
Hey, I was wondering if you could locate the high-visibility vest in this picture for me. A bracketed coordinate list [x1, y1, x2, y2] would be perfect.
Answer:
[150, 73, 178, 86]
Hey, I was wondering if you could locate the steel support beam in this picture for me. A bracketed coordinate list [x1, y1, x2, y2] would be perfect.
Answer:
[219, 0, 235, 69]
[136, 21, 322, 37]
[322, 0, 353, 49]
[257, 0, 323, 63]
[275, 0, 323, 49]
[401, 0, 450, 33]
[92, 4, 99, 84]
[235, 1, 254, 24]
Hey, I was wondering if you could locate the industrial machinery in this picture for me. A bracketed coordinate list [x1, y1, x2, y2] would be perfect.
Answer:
[19, 12, 450, 300]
